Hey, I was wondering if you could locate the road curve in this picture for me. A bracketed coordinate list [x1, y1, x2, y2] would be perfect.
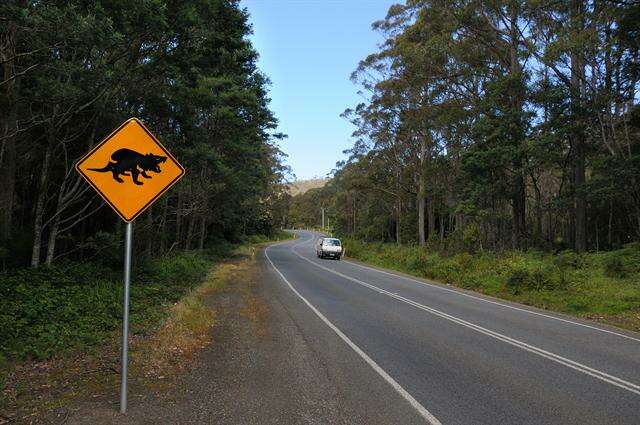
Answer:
[264, 230, 640, 424]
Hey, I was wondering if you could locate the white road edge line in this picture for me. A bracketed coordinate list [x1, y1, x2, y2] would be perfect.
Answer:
[345, 258, 640, 343]
[290, 242, 640, 397]
[264, 244, 442, 425]
[307, 229, 639, 343]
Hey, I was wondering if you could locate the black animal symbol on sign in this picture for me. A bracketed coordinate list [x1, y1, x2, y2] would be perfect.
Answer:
[88, 148, 167, 186]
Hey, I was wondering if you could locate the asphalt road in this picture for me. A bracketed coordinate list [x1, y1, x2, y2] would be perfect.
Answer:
[264, 230, 640, 425]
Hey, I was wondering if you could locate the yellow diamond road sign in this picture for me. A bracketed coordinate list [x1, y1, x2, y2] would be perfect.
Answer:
[76, 118, 185, 222]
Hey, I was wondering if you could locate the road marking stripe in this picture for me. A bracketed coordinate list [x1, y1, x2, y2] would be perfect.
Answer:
[265, 244, 442, 425]
[306, 230, 640, 343]
[342, 258, 640, 344]
[290, 244, 640, 396]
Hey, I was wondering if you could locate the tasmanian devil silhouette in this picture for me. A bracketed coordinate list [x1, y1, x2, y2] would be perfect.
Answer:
[88, 148, 167, 185]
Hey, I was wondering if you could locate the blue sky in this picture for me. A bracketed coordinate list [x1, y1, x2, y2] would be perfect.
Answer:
[241, 0, 394, 180]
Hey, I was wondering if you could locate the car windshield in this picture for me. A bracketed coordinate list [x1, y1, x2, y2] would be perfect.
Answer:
[324, 239, 341, 246]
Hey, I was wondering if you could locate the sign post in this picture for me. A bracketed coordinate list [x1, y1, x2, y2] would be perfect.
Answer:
[119, 221, 132, 413]
[76, 118, 185, 413]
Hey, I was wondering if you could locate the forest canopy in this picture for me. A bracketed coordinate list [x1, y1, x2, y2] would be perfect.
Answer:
[0, 0, 290, 268]
[289, 0, 640, 253]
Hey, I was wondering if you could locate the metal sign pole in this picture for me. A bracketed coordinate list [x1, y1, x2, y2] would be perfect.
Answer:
[120, 222, 133, 413]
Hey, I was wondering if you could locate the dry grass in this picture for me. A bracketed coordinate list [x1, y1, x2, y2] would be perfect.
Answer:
[288, 178, 328, 196]
[1, 248, 259, 424]
[130, 265, 231, 383]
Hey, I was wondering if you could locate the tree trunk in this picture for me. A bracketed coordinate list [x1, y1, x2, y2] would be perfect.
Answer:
[31, 143, 53, 267]
[159, 195, 169, 253]
[571, 0, 587, 252]
[417, 192, 426, 247]
[185, 215, 196, 250]
[0, 18, 18, 242]
[44, 214, 60, 266]
[352, 194, 356, 235]
[427, 192, 435, 241]
[508, 3, 527, 250]
[417, 137, 427, 247]
[145, 207, 153, 258]
[395, 165, 402, 245]
[534, 182, 543, 247]
[512, 173, 526, 249]
[198, 216, 206, 251]
[396, 197, 402, 245]
[175, 192, 182, 248]
[0, 131, 16, 242]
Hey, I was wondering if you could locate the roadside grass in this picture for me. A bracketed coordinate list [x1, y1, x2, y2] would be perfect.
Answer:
[342, 238, 640, 332]
[244, 229, 296, 244]
[0, 240, 269, 423]
[132, 259, 241, 383]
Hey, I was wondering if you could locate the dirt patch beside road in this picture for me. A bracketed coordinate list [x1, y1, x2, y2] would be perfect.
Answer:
[66, 242, 421, 425]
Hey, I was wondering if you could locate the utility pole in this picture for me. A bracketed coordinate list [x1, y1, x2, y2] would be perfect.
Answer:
[321, 207, 325, 229]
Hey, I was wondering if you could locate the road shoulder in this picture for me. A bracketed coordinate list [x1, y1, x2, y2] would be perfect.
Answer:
[67, 243, 423, 424]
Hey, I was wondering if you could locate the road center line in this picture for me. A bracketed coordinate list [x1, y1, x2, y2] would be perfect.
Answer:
[306, 230, 640, 343]
[290, 242, 640, 397]
[344, 257, 640, 343]
[264, 243, 442, 425]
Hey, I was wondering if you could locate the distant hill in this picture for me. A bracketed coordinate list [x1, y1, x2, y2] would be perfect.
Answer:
[288, 178, 328, 196]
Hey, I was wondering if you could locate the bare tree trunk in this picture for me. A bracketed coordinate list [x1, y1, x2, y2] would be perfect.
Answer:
[509, 2, 526, 250]
[198, 216, 206, 251]
[417, 138, 427, 247]
[396, 165, 402, 245]
[185, 215, 196, 250]
[145, 207, 153, 258]
[0, 17, 18, 242]
[0, 131, 16, 241]
[512, 174, 526, 249]
[44, 214, 60, 266]
[607, 200, 613, 247]
[159, 195, 169, 253]
[396, 198, 402, 245]
[175, 192, 182, 248]
[352, 194, 356, 235]
[418, 192, 426, 247]
[31, 143, 53, 267]
[427, 192, 435, 241]
[44, 156, 96, 266]
[533, 182, 543, 246]
[571, 0, 587, 252]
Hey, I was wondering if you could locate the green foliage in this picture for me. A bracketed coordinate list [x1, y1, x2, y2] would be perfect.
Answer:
[602, 243, 640, 278]
[342, 237, 640, 329]
[0, 253, 210, 361]
[554, 250, 585, 270]
[506, 268, 532, 294]
[462, 223, 482, 252]
[287, 1, 640, 254]
[0, 0, 288, 267]
[604, 256, 627, 278]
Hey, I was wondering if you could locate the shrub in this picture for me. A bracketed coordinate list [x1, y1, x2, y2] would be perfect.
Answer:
[462, 223, 482, 252]
[0, 253, 211, 361]
[506, 268, 532, 294]
[553, 250, 584, 270]
[604, 255, 627, 278]
[531, 268, 554, 290]
[603, 243, 640, 279]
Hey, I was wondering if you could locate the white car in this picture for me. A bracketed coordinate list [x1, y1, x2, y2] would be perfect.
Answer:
[316, 238, 342, 260]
